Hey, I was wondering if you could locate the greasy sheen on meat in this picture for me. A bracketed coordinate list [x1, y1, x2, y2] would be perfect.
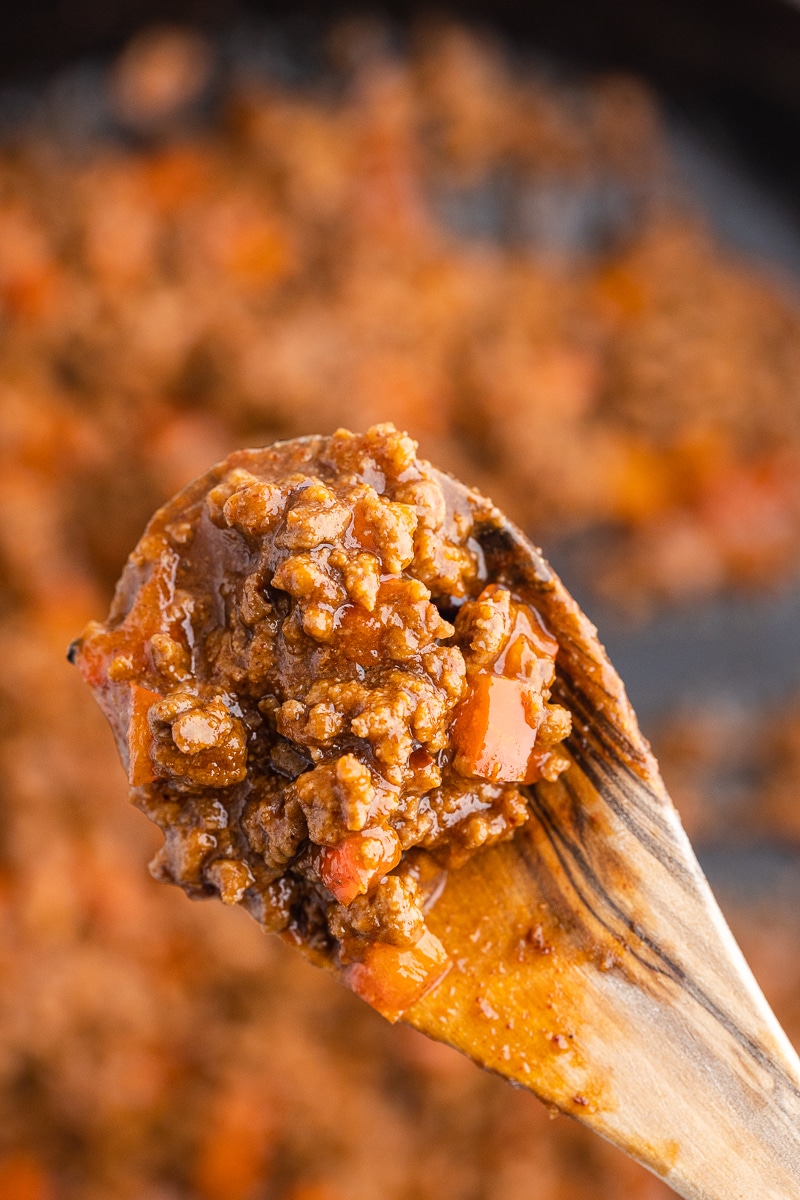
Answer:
[72, 424, 571, 1019]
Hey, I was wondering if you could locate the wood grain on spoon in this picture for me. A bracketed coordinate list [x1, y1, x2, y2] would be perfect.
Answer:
[402, 470, 800, 1200]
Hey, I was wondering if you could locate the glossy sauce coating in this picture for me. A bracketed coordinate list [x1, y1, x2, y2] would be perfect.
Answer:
[73, 425, 571, 1019]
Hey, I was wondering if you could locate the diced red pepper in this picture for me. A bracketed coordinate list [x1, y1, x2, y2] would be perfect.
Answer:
[452, 673, 540, 784]
[128, 684, 161, 787]
[318, 827, 401, 906]
[343, 929, 452, 1022]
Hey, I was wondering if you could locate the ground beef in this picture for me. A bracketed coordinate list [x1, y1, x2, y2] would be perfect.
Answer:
[72, 423, 571, 1017]
[3, 20, 800, 1199]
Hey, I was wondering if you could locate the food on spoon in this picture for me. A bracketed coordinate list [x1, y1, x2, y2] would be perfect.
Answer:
[70, 424, 571, 1020]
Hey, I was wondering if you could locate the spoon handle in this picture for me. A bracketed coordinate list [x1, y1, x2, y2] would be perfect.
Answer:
[407, 790, 800, 1199]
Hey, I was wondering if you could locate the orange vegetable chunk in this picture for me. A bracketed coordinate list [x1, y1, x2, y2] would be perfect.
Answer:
[318, 827, 402, 906]
[344, 929, 452, 1022]
[128, 684, 162, 787]
[452, 673, 539, 784]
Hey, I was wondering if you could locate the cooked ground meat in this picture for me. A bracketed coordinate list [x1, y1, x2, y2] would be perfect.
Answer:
[4, 22, 800, 1199]
[72, 424, 571, 1017]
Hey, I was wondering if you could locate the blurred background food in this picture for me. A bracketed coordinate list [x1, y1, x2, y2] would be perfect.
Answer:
[3, 4, 800, 1198]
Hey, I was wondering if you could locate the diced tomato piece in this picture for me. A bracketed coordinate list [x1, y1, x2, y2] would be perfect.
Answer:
[452, 673, 540, 783]
[318, 827, 401, 906]
[344, 929, 452, 1022]
[128, 684, 161, 787]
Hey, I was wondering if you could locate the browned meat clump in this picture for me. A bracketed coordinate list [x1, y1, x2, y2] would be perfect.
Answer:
[72, 424, 571, 1019]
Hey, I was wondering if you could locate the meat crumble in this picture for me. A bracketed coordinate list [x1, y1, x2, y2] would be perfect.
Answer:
[72, 423, 571, 1019]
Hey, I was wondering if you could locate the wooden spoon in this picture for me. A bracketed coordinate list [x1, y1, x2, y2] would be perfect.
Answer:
[385, 469, 800, 1200]
[77, 436, 800, 1198]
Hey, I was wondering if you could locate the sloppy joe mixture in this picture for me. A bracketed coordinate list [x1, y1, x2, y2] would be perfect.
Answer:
[72, 425, 571, 1020]
[7, 20, 800, 1199]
